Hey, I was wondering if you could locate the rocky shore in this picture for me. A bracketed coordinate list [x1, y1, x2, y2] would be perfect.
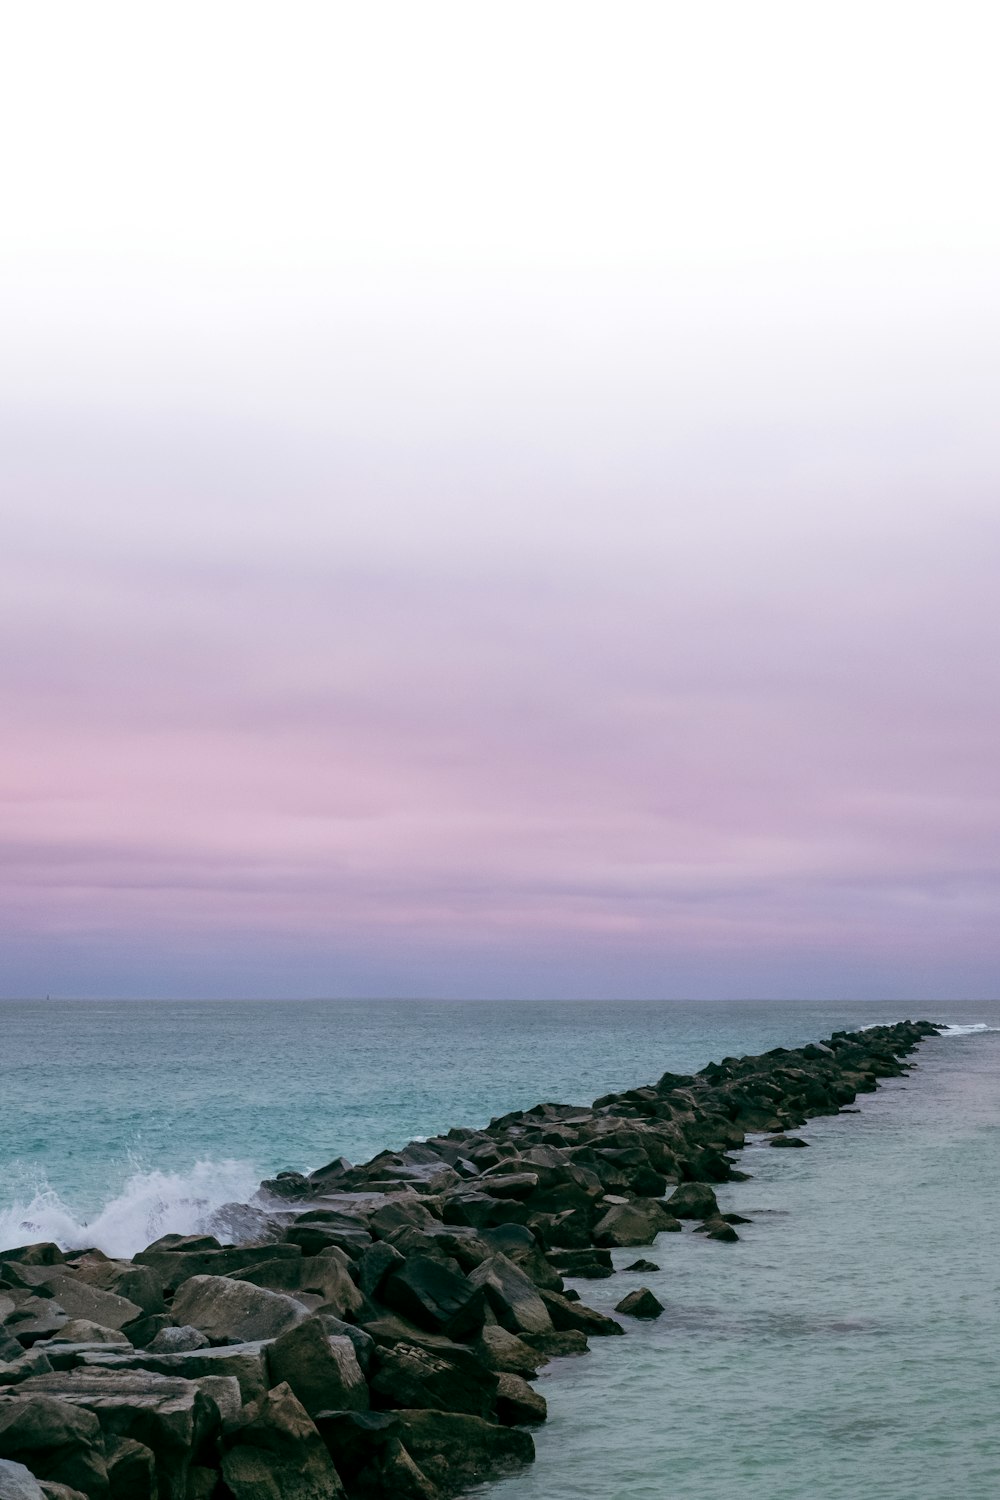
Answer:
[0, 1018, 940, 1500]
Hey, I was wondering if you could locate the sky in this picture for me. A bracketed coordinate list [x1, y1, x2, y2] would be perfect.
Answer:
[2, 2, 1000, 999]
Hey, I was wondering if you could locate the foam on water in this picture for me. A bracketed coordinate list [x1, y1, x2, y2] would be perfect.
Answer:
[938, 1022, 1000, 1035]
[0, 1158, 260, 1258]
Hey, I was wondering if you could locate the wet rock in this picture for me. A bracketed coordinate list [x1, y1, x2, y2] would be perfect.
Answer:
[220, 1380, 347, 1500]
[0, 1250, 64, 1270]
[663, 1182, 720, 1220]
[614, 1288, 664, 1319]
[623, 1259, 659, 1272]
[381, 1258, 486, 1342]
[313, 1409, 400, 1485]
[3, 1299, 67, 1348]
[769, 1134, 809, 1147]
[695, 1218, 740, 1242]
[537, 1289, 624, 1337]
[170, 1275, 310, 1344]
[494, 1372, 547, 1425]
[267, 1319, 369, 1417]
[592, 1200, 674, 1248]
[547, 1249, 614, 1279]
[474, 1325, 545, 1377]
[232, 1251, 364, 1320]
[71, 1261, 164, 1318]
[395, 1409, 533, 1495]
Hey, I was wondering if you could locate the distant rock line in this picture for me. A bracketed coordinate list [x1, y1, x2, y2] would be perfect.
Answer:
[0, 1017, 941, 1500]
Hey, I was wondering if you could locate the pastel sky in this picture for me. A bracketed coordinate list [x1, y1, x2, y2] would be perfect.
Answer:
[3, 3, 999, 998]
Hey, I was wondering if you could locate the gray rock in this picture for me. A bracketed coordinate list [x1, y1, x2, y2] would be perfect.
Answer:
[134, 1244, 301, 1294]
[71, 1261, 165, 1318]
[592, 1200, 677, 1247]
[146, 1326, 209, 1354]
[475, 1325, 545, 1377]
[368, 1339, 497, 1418]
[37, 1281, 141, 1335]
[0, 1351, 53, 1387]
[0, 1458, 46, 1500]
[537, 1289, 624, 1337]
[47, 1323, 127, 1348]
[170, 1275, 310, 1344]
[395, 1408, 533, 1491]
[78, 1343, 271, 1405]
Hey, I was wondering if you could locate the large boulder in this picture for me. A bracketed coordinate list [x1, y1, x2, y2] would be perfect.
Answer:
[267, 1321, 368, 1417]
[231, 1253, 363, 1321]
[475, 1325, 544, 1377]
[615, 1287, 664, 1319]
[663, 1182, 720, 1219]
[170, 1275, 310, 1344]
[537, 1289, 624, 1337]
[134, 1245, 301, 1295]
[11, 1369, 219, 1500]
[467, 1256, 552, 1337]
[220, 1381, 347, 1499]
[381, 1258, 485, 1341]
[0, 1394, 109, 1497]
[395, 1409, 533, 1493]
[494, 1372, 547, 1426]
[592, 1200, 677, 1247]
[369, 1339, 497, 1418]
[71, 1261, 164, 1318]
[2, 1298, 68, 1348]
[36, 1278, 141, 1338]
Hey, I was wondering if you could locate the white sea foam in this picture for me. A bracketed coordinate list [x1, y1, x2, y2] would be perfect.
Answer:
[0, 1159, 261, 1259]
[939, 1023, 1000, 1036]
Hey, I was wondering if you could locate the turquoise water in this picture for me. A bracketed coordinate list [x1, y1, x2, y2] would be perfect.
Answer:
[2, 996, 988, 1242]
[2, 997, 999, 1497]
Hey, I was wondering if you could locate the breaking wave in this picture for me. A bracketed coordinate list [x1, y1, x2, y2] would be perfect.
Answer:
[939, 1023, 1000, 1037]
[0, 1159, 262, 1259]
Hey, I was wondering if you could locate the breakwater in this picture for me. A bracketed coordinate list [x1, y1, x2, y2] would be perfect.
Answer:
[0, 1018, 940, 1500]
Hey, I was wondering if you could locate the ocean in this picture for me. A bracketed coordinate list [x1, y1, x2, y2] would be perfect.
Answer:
[2, 996, 998, 1498]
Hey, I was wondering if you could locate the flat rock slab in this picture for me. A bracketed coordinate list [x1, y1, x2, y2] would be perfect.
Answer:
[78, 1343, 271, 1404]
[134, 1245, 301, 1294]
[171, 1275, 310, 1344]
[39, 1280, 141, 1334]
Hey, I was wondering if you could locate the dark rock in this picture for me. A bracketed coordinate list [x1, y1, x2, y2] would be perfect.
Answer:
[615, 1288, 664, 1319]
[395, 1409, 533, 1494]
[769, 1134, 809, 1147]
[284, 1224, 373, 1260]
[134, 1244, 301, 1294]
[355, 1242, 405, 1300]
[3, 1298, 67, 1348]
[623, 1259, 659, 1272]
[592, 1200, 675, 1247]
[312, 1409, 399, 1484]
[494, 1372, 547, 1426]
[104, 1434, 156, 1500]
[467, 1255, 552, 1337]
[0, 1351, 54, 1387]
[519, 1329, 589, 1357]
[0, 1393, 109, 1497]
[37, 1281, 141, 1335]
[46, 1323, 127, 1348]
[267, 1319, 369, 1417]
[0, 1250, 64, 1269]
[369, 1340, 497, 1418]
[220, 1381, 347, 1499]
[537, 1289, 624, 1337]
[232, 1250, 364, 1320]
[381, 1258, 485, 1342]
[663, 1182, 720, 1219]
[142, 1235, 222, 1254]
[71, 1261, 164, 1318]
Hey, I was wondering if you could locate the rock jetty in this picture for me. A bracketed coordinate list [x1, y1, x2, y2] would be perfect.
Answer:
[0, 1019, 940, 1500]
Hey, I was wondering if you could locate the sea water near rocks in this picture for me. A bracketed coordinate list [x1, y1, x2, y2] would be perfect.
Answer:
[2, 997, 999, 1497]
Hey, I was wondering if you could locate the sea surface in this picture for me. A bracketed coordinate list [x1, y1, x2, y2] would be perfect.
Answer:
[2, 996, 999, 1498]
